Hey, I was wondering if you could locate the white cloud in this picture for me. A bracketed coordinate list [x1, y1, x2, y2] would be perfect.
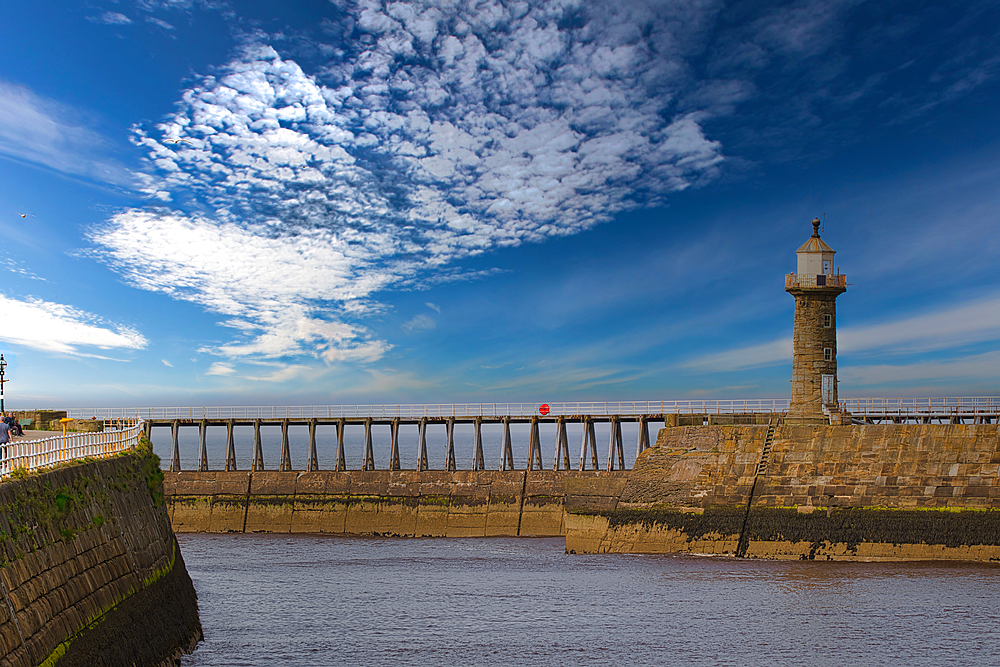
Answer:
[0, 81, 136, 186]
[838, 295, 1000, 355]
[842, 351, 1000, 387]
[425, 302, 440, 313]
[92, 3, 730, 365]
[97, 12, 132, 25]
[161, 359, 173, 367]
[401, 314, 436, 334]
[244, 364, 312, 382]
[146, 17, 175, 30]
[684, 338, 792, 372]
[205, 362, 235, 376]
[0, 294, 147, 355]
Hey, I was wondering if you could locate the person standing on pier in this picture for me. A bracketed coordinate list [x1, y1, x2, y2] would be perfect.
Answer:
[0, 416, 10, 460]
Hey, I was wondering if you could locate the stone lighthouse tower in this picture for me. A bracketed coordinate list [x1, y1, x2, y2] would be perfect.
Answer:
[785, 218, 846, 424]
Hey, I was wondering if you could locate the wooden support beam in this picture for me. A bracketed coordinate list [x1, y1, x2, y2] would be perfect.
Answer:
[363, 418, 375, 471]
[418, 418, 429, 472]
[389, 418, 400, 471]
[500, 417, 514, 470]
[607, 416, 624, 471]
[553, 417, 570, 470]
[527, 417, 543, 470]
[473, 417, 485, 471]
[335, 419, 346, 471]
[198, 420, 209, 472]
[579, 418, 599, 470]
[636, 415, 650, 458]
[252, 420, 264, 471]
[279, 419, 292, 471]
[170, 420, 180, 472]
[446, 417, 456, 472]
[225, 420, 237, 471]
[307, 419, 318, 472]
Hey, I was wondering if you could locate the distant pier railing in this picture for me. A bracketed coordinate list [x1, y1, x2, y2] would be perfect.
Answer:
[66, 399, 795, 420]
[63, 397, 1000, 422]
[0, 420, 144, 479]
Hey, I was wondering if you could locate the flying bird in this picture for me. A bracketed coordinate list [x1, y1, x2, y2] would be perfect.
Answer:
[14, 213, 34, 218]
[164, 138, 190, 145]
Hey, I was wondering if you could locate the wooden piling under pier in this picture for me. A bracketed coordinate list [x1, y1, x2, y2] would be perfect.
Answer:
[148, 413, 780, 472]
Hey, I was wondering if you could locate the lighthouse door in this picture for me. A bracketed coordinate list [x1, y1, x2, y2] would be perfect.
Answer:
[821, 375, 835, 405]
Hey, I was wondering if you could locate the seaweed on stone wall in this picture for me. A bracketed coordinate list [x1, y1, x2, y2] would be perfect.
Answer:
[136, 436, 165, 506]
[605, 506, 746, 541]
[743, 507, 1000, 551]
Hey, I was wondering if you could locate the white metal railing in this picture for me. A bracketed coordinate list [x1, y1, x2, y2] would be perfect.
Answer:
[59, 398, 1000, 421]
[0, 420, 144, 479]
[841, 397, 1000, 416]
[63, 400, 794, 420]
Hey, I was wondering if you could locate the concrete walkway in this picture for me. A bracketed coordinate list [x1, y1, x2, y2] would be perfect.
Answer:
[11, 429, 61, 441]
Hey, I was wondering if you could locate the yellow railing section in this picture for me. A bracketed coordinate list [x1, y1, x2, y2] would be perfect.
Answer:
[0, 420, 144, 478]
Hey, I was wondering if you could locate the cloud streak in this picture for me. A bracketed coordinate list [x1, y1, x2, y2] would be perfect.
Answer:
[685, 293, 1000, 372]
[0, 294, 147, 355]
[0, 81, 136, 187]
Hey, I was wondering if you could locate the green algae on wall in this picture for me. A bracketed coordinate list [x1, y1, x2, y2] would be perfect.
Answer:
[0, 449, 202, 667]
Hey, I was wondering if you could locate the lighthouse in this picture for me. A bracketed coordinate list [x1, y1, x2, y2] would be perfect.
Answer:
[785, 218, 846, 424]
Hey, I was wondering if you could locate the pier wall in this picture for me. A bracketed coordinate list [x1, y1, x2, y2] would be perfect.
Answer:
[565, 424, 1000, 560]
[0, 453, 202, 667]
[164, 470, 629, 537]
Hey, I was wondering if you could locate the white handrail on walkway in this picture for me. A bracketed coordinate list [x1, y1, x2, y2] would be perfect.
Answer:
[0, 420, 145, 479]
[60, 397, 1000, 420]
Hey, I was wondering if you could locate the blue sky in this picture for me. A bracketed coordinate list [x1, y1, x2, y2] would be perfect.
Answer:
[0, 0, 998, 409]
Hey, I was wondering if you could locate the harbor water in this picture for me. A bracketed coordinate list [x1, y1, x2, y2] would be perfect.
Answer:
[178, 534, 1000, 666]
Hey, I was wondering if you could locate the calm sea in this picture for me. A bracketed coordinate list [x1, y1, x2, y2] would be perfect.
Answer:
[177, 534, 1000, 667]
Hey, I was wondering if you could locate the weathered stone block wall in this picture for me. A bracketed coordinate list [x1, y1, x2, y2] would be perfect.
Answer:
[164, 469, 628, 538]
[788, 288, 843, 423]
[565, 424, 1000, 561]
[0, 454, 202, 667]
[760, 424, 1000, 508]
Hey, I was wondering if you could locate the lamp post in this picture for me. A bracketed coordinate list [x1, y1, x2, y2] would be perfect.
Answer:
[0, 354, 6, 414]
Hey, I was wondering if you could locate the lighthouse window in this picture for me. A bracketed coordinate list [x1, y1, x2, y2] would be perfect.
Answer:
[824, 348, 833, 361]
[823, 314, 832, 328]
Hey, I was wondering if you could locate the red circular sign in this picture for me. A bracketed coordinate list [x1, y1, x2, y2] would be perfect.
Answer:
[538, 404, 550, 415]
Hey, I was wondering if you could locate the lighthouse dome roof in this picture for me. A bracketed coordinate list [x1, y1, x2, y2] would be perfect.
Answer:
[796, 235, 835, 254]
[796, 217, 835, 254]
